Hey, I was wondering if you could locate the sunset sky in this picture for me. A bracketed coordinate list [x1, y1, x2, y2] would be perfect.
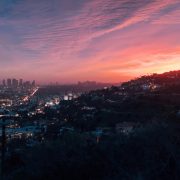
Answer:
[0, 0, 180, 84]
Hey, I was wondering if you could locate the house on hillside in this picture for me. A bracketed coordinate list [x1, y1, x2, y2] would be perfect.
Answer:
[116, 122, 136, 135]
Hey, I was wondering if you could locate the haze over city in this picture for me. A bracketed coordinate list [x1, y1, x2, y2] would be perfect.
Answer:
[0, 0, 179, 84]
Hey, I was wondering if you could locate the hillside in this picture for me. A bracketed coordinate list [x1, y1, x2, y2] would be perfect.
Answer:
[121, 70, 180, 93]
[4, 70, 180, 180]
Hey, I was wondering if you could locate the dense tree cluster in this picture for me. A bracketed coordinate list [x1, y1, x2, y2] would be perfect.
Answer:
[5, 123, 180, 180]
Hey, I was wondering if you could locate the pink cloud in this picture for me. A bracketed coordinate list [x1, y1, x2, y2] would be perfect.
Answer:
[0, 0, 180, 83]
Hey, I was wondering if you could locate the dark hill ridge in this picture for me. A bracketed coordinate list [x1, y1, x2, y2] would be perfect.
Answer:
[120, 70, 180, 93]
[122, 70, 180, 85]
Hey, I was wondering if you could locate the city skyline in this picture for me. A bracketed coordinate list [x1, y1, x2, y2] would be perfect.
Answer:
[0, 0, 180, 83]
[1, 78, 35, 87]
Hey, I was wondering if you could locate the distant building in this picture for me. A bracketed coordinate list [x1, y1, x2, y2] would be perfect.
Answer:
[7, 79, 12, 87]
[64, 95, 69, 101]
[32, 80, 36, 87]
[19, 79, 23, 86]
[23, 81, 31, 87]
[0, 99, 13, 107]
[2, 79, 6, 87]
[12, 79, 18, 87]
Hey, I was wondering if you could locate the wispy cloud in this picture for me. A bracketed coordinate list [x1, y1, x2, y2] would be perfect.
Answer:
[0, 0, 179, 83]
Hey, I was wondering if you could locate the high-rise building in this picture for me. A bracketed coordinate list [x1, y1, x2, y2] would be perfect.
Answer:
[12, 79, 18, 87]
[2, 79, 6, 87]
[19, 79, 23, 86]
[7, 79, 12, 87]
[23, 81, 31, 87]
[32, 80, 36, 87]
